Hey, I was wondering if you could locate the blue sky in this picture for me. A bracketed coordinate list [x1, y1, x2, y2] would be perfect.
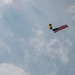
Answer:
[0, 0, 75, 75]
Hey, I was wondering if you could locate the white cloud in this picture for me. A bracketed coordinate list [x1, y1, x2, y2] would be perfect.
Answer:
[67, 5, 75, 20]
[0, 25, 15, 54]
[65, 39, 73, 47]
[4, 0, 12, 5]
[47, 38, 58, 46]
[0, 0, 34, 10]
[32, 28, 43, 37]
[28, 27, 72, 64]
[0, 40, 11, 53]
[57, 46, 69, 64]
[30, 29, 45, 55]
[3, 29, 14, 39]
[0, 63, 30, 75]
[45, 38, 70, 64]
[0, 13, 2, 18]
[72, 15, 75, 20]
[3, 0, 34, 10]
[46, 71, 57, 75]
[67, 5, 75, 14]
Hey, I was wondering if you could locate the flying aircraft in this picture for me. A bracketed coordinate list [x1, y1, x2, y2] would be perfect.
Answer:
[49, 24, 69, 33]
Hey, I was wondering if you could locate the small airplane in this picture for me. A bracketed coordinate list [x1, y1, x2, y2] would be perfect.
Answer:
[49, 24, 69, 33]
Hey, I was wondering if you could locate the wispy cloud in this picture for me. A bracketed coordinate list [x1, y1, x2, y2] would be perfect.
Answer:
[0, 20, 15, 55]
[29, 27, 72, 64]
[0, 40, 11, 53]
[46, 71, 57, 75]
[0, 13, 2, 18]
[0, 0, 74, 75]
[2, 0, 35, 10]
[21, 26, 73, 75]
[72, 15, 75, 20]
[0, 0, 33, 8]
[67, 5, 75, 14]
[0, 63, 30, 75]
[67, 5, 75, 20]
[65, 39, 73, 47]
[4, 0, 12, 5]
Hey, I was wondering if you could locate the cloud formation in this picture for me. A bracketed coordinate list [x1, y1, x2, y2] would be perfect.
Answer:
[29, 28, 72, 64]
[1, 0, 34, 10]
[0, 40, 11, 53]
[67, 5, 75, 20]
[0, 0, 74, 75]
[4, 0, 12, 5]
[21, 26, 73, 75]
[0, 63, 30, 75]
[67, 5, 75, 14]
[23, 26, 72, 75]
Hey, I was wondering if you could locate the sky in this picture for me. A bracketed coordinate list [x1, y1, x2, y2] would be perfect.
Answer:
[0, 0, 75, 75]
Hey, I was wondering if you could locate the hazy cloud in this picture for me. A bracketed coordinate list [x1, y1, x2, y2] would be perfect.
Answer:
[0, 40, 11, 53]
[29, 27, 72, 64]
[4, 0, 12, 5]
[67, 5, 75, 20]
[0, 63, 30, 75]
[0, 0, 74, 75]
[67, 5, 75, 14]
[2, 0, 35, 10]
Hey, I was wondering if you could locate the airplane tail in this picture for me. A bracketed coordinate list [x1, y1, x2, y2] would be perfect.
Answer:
[49, 24, 53, 29]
